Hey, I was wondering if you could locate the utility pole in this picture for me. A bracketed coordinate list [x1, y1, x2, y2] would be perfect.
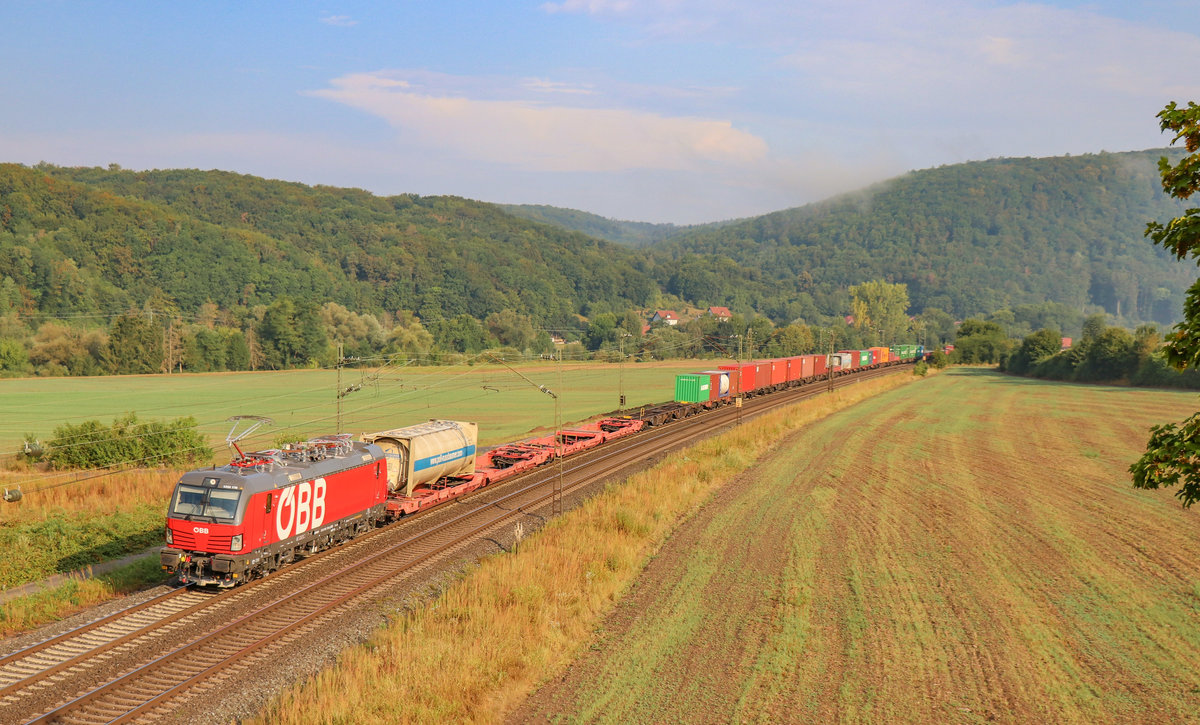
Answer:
[556, 345, 564, 516]
[336, 343, 344, 434]
[828, 331, 836, 393]
[618, 332, 630, 410]
[486, 351, 563, 516]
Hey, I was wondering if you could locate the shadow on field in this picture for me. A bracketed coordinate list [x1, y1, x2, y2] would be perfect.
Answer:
[946, 366, 1196, 394]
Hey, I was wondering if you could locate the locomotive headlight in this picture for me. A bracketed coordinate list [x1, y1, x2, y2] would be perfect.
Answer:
[165, 529, 173, 545]
[231, 534, 243, 552]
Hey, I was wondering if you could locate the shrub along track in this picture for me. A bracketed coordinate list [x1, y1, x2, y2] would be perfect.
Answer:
[0, 365, 905, 724]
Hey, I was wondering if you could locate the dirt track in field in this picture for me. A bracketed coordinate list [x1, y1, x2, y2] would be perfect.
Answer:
[511, 370, 1200, 724]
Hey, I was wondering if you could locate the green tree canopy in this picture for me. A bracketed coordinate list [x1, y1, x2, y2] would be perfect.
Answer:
[953, 319, 1012, 364]
[1131, 101, 1200, 506]
[103, 314, 163, 375]
[850, 280, 910, 344]
[1006, 327, 1062, 374]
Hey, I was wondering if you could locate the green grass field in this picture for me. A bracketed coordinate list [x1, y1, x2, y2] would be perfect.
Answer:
[0, 360, 708, 458]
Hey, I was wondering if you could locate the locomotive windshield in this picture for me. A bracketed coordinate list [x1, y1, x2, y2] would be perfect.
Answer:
[171, 485, 241, 521]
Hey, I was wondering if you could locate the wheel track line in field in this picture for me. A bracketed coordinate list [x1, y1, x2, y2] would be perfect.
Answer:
[943, 380, 1169, 720]
[677, 443, 809, 721]
[954, 380, 1073, 718]
[799, 407, 879, 722]
[885, 378, 1025, 719]
[861, 388, 987, 719]
[729, 437, 841, 721]
[1010, 403, 1200, 695]
[1014, 417, 1184, 712]
[902, 376, 1041, 715]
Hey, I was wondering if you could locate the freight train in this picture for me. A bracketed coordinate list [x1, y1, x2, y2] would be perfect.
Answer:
[160, 345, 919, 586]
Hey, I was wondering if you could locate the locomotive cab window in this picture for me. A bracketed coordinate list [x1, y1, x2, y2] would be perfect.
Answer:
[171, 485, 241, 521]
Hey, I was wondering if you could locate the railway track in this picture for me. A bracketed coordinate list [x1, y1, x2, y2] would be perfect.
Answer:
[3, 364, 907, 724]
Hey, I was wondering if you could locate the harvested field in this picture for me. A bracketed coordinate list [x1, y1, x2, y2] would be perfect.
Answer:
[514, 369, 1200, 724]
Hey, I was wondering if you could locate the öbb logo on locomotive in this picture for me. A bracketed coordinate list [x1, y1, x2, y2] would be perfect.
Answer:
[275, 478, 327, 540]
[159, 346, 920, 588]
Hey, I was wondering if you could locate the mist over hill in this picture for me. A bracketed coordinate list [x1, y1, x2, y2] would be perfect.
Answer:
[646, 150, 1194, 325]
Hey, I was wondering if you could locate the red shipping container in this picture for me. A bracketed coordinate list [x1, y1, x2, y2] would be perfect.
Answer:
[718, 363, 758, 394]
[755, 361, 773, 389]
[813, 354, 828, 377]
[837, 350, 860, 368]
[799, 355, 814, 378]
[785, 356, 804, 382]
[767, 358, 787, 386]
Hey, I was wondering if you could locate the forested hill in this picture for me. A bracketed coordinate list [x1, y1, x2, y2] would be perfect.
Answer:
[647, 150, 1196, 324]
[0, 165, 659, 326]
[1, 150, 1195, 341]
[500, 204, 686, 247]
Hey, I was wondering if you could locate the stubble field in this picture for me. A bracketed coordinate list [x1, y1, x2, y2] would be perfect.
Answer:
[514, 369, 1200, 723]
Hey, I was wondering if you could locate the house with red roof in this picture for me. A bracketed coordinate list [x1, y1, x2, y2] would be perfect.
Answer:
[706, 306, 732, 321]
[649, 310, 680, 326]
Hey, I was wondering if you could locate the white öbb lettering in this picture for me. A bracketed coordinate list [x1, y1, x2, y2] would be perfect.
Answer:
[275, 478, 328, 540]
[193, 526, 209, 534]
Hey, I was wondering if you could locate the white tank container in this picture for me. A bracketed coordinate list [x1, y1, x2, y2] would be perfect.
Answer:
[361, 420, 478, 497]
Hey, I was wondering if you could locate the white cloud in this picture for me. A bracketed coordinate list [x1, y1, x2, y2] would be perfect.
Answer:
[320, 15, 358, 27]
[522, 78, 596, 95]
[542, 0, 1200, 166]
[307, 71, 767, 173]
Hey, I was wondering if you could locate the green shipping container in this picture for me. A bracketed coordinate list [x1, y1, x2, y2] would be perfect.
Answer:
[859, 350, 871, 366]
[674, 373, 712, 404]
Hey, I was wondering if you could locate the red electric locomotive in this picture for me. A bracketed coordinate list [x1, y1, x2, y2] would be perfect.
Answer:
[160, 417, 387, 587]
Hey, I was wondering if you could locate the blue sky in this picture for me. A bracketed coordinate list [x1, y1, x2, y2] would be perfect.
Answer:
[2, 1, 1198, 223]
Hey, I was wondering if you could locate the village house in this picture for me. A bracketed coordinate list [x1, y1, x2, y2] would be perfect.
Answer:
[649, 310, 680, 326]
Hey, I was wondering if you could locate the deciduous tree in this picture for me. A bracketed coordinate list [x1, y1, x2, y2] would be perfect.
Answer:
[1131, 101, 1200, 505]
[850, 280, 910, 344]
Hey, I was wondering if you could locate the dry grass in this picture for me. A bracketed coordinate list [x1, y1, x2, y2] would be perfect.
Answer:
[0, 468, 179, 603]
[0, 468, 180, 524]
[254, 373, 916, 724]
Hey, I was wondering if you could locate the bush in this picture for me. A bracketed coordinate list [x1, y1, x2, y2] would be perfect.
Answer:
[913, 361, 928, 376]
[42, 413, 212, 470]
